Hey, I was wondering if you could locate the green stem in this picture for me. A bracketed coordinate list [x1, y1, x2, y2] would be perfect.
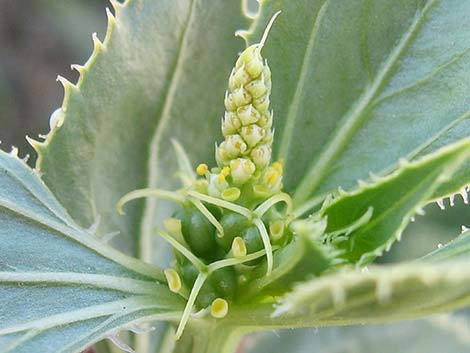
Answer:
[172, 322, 246, 353]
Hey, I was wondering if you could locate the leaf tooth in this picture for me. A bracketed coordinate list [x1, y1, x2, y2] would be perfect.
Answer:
[398, 157, 409, 168]
[436, 198, 445, 210]
[26, 135, 44, 154]
[461, 225, 469, 234]
[410, 216, 415, 222]
[415, 207, 425, 216]
[330, 283, 346, 308]
[70, 64, 85, 75]
[449, 194, 455, 207]
[337, 186, 347, 196]
[109, 0, 123, 12]
[459, 186, 468, 204]
[21, 154, 30, 163]
[92, 32, 104, 52]
[375, 278, 392, 304]
[9, 146, 18, 157]
[107, 333, 136, 353]
[368, 171, 380, 182]
[357, 179, 368, 188]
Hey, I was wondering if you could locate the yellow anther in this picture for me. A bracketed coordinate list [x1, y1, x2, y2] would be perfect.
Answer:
[266, 169, 280, 186]
[164, 269, 182, 293]
[253, 184, 271, 198]
[272, 160, 284, 173]
[218, 167, 231, 183]
[164, 218, 182, 236]
[221, 187, 241, 202]
[231, 236, 247, 258]
[210, 298, 229, 319]
[196, 163, 208, 176]
[269, 220, 285, 242]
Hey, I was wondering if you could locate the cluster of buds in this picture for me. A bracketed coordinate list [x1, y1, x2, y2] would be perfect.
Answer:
[196, 34, 283, 203]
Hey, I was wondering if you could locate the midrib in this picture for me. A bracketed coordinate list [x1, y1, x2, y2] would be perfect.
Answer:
[293, 0, 438, 205]
[139, 0, 197, 263]
[278, 0, 331, 161]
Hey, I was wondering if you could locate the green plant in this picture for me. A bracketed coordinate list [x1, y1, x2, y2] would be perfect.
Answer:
[1, 0, 470, 352]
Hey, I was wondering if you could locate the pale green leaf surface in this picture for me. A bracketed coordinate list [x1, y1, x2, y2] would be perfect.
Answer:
[0, 150, 183, 353]
[267, 262, 470, 328]
[246, 0, 470, 207]
[35, 0, 250, 262]
[321, 140, 470, 264]
[246, 315, 470, 353]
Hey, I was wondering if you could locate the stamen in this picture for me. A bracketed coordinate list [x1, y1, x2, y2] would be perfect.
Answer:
[196, 163, 208, 176]
[175, 272, 208, 339]
[253, 218, 273, 275]
[189, 197, 224, 237]
[221, 187, 241, 202]
[155, 228, 205, 271]
[210, 298, 229, 319]
[164, 268, 182, 293]
[269, 220, 285, 242]
[231, 237, 247, 258]
[117, 188, 185, 214]
[253, 193, 293, 218]
[187, 191, 251, 218]
[207, 247, 274, 273]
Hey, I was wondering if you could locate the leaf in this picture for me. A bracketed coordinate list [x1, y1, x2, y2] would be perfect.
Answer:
[421, 230, 470, 262]
[321, 140, 470, 265]
[246, 315, 470, 353]
[0, 149, 183, 353]
[267, 262, 470, 328]
[33, 0, 251, 263]
[244, 0, 470, 208]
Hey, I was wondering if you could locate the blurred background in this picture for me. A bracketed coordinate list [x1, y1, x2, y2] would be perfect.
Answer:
[0, 0, 468, 352]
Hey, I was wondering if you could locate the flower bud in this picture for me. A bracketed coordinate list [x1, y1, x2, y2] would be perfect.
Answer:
[232, 86, 252, 107]
[229, 65, 251, 91]
[224, 91, 236, 112]
[215, 143, 231, 166]
[245, 78, 268, 98]
[252, 94, 270, 111]
[222, 112, 241, 135]
[251, 145, 271, 169]
[224, 134, 247, 157]
[237, 104, 260, 126]
[257, 111, 273, 128]
[235, 46, 264, 78]
[230, 158, 255, 184]
[241, 124, 265, 147]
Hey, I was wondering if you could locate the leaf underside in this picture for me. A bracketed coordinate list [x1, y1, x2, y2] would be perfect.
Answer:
[0, 150, 183, 353]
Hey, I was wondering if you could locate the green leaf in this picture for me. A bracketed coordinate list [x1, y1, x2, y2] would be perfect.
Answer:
[246, 315, 470, 353]
[321, 139, 470, 265]
[421, 230, 470, 262]
[0, 149, 183, 353]
[33, 0, 250, 263]
[245, 0, 470, 208]
[263, 262, 470, 328]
